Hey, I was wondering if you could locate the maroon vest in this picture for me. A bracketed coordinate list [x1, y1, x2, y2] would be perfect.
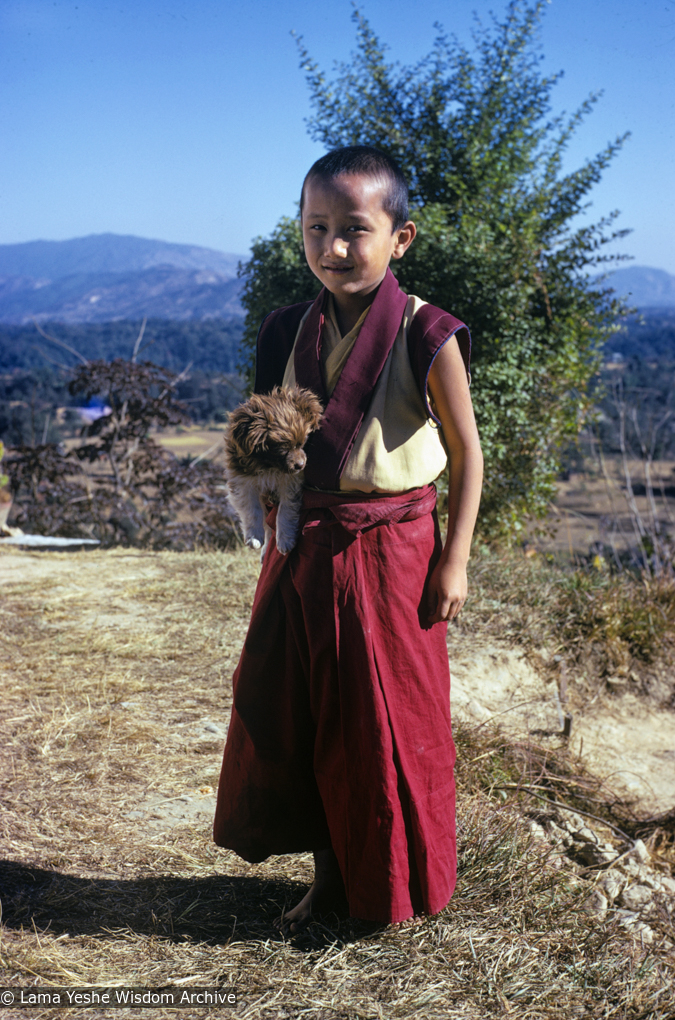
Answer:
[253, 268, 471, 490]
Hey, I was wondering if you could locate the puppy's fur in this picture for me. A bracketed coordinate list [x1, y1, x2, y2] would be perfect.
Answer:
[225, 386, 323, 556]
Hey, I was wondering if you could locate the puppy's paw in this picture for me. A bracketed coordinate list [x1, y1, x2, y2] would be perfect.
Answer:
[275, 515, 300, 556]
[246, 536, 262, 550]
[275, 535, 296, 556]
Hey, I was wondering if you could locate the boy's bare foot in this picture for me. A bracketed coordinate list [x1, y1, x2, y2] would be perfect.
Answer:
[275, 848, 345, 935]
[391, 913, 426, 929]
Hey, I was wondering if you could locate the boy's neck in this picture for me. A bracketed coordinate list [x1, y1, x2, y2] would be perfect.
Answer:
[331, 288, 378, 337]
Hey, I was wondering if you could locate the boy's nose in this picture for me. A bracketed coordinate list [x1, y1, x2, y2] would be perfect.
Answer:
[328, 235, 348, 258]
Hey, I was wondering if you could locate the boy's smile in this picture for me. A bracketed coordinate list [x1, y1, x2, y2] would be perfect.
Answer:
[301, 173, 415, 331]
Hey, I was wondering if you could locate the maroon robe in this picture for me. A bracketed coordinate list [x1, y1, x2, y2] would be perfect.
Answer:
[214, 270, 470, 923]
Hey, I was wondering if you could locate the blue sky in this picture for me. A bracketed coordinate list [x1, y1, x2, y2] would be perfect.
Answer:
[2, 0, 674, 271]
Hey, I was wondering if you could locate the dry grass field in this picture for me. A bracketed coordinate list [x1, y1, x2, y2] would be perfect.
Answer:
[530, 459, 675, 564]
[62, 425, 229, 461]
[1, 544, 674, 1019]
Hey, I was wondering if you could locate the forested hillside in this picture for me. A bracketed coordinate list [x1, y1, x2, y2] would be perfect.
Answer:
[605, 309, 675, 361]
[0, 318, 243, 374]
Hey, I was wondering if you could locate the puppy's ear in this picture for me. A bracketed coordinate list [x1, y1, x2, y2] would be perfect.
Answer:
[245, 415, 272, 450]
[228, 406, 249, 449]
[229, 400, 268, 452]
[292, 387, 323, 429]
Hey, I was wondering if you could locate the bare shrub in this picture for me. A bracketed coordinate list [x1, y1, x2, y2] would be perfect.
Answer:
[5, 356, 239, 549]
[590, 364, 675, 574]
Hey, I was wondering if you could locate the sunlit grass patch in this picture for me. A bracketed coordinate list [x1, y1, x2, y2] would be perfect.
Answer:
[460, 547, 675, 698]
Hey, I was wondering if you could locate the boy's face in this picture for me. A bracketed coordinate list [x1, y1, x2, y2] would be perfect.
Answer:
[301, 173, 415, 309]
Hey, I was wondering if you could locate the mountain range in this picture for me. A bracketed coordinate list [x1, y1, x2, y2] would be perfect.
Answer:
[0, 233, 242, 278]
[0, 234, 245, 323]
[0, 234, 674, 325]
[604, 266, 675, 309]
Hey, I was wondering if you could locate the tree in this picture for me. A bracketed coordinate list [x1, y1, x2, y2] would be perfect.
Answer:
[238, 217, 320, 384]
[238, 0, 629, 538]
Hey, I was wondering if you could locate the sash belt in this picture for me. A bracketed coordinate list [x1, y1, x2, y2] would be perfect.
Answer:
[266, 483, 437, 539]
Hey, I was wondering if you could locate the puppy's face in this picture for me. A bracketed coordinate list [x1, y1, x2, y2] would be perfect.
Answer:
[226, 386, 323, 475]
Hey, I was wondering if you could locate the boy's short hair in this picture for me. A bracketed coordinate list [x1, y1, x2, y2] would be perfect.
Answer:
[301, 146, 409, 231]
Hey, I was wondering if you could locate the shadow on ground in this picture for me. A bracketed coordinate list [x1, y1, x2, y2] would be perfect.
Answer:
[0, 860, 380, 949]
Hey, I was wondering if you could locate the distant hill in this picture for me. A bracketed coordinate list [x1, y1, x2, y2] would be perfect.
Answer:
[0, 233, 246, 324]
[605, 265, 675, 309]
[0, 266, 243, 324]
[599, 271, 675, 360]
[0, 233, 243, 278]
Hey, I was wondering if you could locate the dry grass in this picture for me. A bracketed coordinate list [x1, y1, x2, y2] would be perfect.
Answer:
[1, 547, 673, 1019]
[456, 547, 675, 702]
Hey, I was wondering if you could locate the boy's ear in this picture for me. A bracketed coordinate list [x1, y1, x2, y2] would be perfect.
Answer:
[391, 220, 416, 260]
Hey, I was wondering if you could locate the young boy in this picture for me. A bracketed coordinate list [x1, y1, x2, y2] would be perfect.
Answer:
[214, 146, 483, 931]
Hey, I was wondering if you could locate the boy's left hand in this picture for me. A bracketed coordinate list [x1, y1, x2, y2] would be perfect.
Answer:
[427, 559, 467, 623]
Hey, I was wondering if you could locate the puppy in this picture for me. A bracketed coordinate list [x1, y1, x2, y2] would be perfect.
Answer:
[224, 386, 323, 556]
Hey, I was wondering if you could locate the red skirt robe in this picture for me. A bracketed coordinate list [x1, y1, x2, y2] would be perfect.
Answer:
[213, 485, 457, 923]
